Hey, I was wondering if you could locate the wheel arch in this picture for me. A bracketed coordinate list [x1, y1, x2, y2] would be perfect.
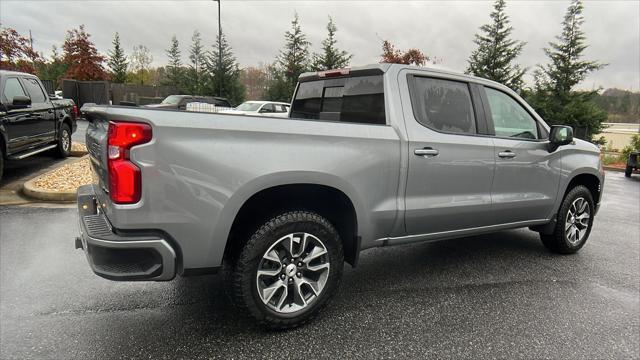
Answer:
[59, 115, 73, 135]
[221, 177, 363, 267]
[564, 172, 602, 205]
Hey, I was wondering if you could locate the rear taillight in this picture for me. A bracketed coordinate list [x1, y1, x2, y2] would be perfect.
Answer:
[72, 105, 79, 118]
[107, 121, 152, 204]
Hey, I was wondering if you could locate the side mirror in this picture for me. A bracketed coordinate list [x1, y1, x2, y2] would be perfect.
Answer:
[548, 125, 573, 152]
[9, 95, 31, 109]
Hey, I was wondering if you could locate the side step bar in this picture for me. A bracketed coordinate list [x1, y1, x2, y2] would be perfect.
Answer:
[8, 144, 57, 160]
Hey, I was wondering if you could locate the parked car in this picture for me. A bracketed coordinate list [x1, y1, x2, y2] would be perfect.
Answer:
[219, 101, 290, 118]
[0, 70, 78, 180]
[625, 151, 638, 177]
[145, 95, 232, 110]
[77, 64, 604, 329]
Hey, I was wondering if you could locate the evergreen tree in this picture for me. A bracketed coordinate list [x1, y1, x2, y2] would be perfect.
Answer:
[535, 0, 604, 94]
[312, 16, 352, 71]
[205, 33, 245, 105]
[466, 0, 526, 91]
[107, 32, 128, 83]
[266, 13, 311, 102]
[165, 35, 183, 91]
[187, 30, 206, 95]
[525, 0, 607, 140]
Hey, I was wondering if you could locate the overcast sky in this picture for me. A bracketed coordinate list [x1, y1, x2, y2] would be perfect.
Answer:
[2, 0, 638, 90]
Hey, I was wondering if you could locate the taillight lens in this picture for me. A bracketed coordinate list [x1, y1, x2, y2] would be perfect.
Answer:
[72, 105, 79, 118]
[107, 121, 152, 204]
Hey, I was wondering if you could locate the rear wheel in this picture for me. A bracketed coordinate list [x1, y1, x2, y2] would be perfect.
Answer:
[540, 185, 594, 254]
[225, 211, 344, 329]
[625, 166, 632, 177]
[56, 124, 71, 158]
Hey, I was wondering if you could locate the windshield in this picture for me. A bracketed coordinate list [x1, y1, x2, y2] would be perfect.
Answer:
[236, 102, 263, 111]
[162, 95, 182, 105]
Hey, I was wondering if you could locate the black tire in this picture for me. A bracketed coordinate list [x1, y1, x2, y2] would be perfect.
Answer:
[56, 123, 71, 158]
[625, 166, 632, 177]
[540, 185, 594, 254]
[224, 211, 344, 330]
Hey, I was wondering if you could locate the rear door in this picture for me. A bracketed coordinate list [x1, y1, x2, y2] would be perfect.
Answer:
[482, 86, 560, 223]
[20, 77, 56, 144]
[402, 73, 495, 235]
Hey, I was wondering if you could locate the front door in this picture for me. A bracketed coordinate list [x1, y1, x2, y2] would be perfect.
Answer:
[482, 86, 561, 224]
[2, 77, 39, 151]
[403, 75, 495, 236]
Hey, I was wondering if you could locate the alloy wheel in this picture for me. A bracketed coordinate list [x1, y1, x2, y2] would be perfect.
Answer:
[565, 197, 590, 245]
[256, 232, 330, 314]
[62, 130, 70, 152]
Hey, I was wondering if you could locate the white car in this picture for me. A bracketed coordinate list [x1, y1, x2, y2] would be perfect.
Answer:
[219, 101, 290, 118]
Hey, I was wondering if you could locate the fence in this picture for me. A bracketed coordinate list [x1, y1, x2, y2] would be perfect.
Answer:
[111, 84, 178, 106]
[40, 79, 55, 95]
[61, 80, 110, 108]
[59, 80, 179, 108]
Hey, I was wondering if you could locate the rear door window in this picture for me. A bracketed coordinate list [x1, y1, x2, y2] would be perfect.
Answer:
[2, 77, 27, 103]
[261, 104, 276, 113]
[409, 77, 477, 134]
[291, 75, 386, 125]
[21, 78, 46, 104]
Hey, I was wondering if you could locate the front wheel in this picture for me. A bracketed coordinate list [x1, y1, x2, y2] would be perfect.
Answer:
[540, 185, 594, 254]
[225, 211, 344, 329]
[56, 124, 72, 158]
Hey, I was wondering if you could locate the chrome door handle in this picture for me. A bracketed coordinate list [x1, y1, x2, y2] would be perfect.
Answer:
[414, 148, 439, 157]
[498, 150, 516, 158]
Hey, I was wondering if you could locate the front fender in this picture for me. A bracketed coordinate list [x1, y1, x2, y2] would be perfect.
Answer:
[549, 144, 603, 217]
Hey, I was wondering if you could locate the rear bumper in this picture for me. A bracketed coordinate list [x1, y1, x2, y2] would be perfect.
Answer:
[76, 185, 176, 281]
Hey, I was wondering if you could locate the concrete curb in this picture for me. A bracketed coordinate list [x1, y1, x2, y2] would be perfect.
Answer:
[70, 149, 88, 157]
[22, 155, 88, 202]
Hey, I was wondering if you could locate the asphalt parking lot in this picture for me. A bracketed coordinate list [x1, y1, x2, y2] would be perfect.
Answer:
[0, 171, 638, 359]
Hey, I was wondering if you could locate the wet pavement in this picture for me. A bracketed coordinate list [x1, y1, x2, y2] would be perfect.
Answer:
[0, 171, 638, 359]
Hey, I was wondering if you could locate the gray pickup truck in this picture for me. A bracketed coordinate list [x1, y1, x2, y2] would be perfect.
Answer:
[77, 64, 604, 329]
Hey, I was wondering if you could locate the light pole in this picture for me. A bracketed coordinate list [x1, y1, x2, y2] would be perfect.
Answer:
[214, 0, 222, 98]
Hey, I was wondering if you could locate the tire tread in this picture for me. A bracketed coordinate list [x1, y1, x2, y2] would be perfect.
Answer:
[225, 210, 344, 330]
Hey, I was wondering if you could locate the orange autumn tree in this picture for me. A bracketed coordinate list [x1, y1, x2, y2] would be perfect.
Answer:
[62, 25, 108, 81]
[0, 26, 42, 73]
[380, 40, 430, 66]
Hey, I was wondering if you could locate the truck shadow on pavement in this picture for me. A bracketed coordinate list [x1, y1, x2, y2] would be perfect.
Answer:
[42, 226, 620, 359]
[107, 229, 556, 332]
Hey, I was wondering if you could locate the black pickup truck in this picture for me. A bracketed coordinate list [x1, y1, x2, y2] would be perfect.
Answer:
[0, 70, 78, 180]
